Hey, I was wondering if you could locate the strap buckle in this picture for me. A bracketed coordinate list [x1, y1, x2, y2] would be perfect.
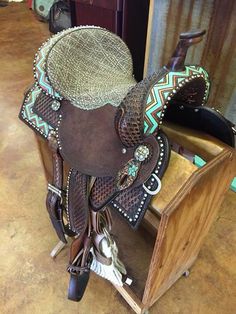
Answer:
[142, 174, 162, 196]
[48, 183, 62, 198]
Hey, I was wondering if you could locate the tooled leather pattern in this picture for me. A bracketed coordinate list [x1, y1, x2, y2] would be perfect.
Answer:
[46, 145, 63, 219]
[113, 186, 143, 216]
[33, 91, 61, 128]
[170, 77, 206, 106]
[67, 169, 89, 235]
[89, 176, 117, 211]
[116, 72, 162, 147]
[110, 132, 170, 229]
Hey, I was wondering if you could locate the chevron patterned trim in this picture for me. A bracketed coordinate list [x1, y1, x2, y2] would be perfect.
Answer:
[21, 84, 54, 138]
[34, 37, 62, 99]
[144, 65, 210, 134]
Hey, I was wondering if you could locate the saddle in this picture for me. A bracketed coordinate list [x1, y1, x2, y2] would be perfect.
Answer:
[19, 27, 235, 301]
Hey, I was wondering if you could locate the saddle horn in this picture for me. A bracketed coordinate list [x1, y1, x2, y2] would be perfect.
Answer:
[166, 30, 206, 71]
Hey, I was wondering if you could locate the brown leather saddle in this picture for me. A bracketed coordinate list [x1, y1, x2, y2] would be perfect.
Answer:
[20, 27, 222, 301]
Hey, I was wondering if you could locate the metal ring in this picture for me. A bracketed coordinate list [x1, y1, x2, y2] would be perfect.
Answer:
[142, 174, 162, 196]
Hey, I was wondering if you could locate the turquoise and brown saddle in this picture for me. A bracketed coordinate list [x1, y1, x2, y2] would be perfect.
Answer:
[19, 27, 212, 301]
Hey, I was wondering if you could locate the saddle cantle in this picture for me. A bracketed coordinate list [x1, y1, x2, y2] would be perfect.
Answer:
[20, 27, 229, 301]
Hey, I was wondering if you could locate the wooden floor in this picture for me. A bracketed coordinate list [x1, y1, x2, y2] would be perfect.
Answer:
[0, 3, 235, 314]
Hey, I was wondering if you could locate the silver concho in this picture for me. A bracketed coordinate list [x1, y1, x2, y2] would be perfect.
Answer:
[51, 100, 61, 111]
[134, 145, 149, 162]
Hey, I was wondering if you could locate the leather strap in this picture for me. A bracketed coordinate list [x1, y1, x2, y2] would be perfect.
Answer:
[91, 209, 112, 235]
[67, 243, 92, 301]
[67, 230, 92, 301]
[46, 133, 67, 243]
[66, 169, 89, 236]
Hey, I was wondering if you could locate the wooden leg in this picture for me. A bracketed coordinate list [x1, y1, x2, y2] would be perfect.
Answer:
[113, 284, 148, 314]
[50, 236, 68, 258]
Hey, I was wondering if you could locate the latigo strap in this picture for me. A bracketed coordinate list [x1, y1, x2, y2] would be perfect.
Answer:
[46, 133, 68, 243]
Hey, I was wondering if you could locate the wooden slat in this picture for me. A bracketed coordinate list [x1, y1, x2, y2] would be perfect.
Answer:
[149, 151, 197, 216]
[113, 285, 144, 314]
[143, 149, 234, 307]
[162, 122, 227, 161]
[111, 211, 156, 300]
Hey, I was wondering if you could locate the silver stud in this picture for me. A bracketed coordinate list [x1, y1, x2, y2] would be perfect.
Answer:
[51, 100, 61, 111]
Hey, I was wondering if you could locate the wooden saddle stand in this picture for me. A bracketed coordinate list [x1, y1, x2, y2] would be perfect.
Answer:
[19, 27, 235, 313]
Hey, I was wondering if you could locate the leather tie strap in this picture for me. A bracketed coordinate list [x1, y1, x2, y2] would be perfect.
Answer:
[91, 209, 112, 235]
[46, 133, 67, 243]
[67, 230, 92, 302]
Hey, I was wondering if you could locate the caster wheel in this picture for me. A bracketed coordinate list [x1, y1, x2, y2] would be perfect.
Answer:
[183, 270, 190, 277]
[142, 310, 149, 314]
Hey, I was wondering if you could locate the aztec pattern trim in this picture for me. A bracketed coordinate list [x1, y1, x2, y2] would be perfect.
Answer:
[20, 84, 54, 138]
[21, 64, 210, 141]
[144, 65, 210, 135]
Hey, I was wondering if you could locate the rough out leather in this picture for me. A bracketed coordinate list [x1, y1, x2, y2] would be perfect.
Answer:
[89, 135, 160, 211]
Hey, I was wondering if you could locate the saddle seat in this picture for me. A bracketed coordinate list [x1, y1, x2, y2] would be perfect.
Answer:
[57, 101, 159, 179]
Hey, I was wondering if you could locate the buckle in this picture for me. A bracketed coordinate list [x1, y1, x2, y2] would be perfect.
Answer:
[143, 174, 162, 196]
[48, 183, 62, 198]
